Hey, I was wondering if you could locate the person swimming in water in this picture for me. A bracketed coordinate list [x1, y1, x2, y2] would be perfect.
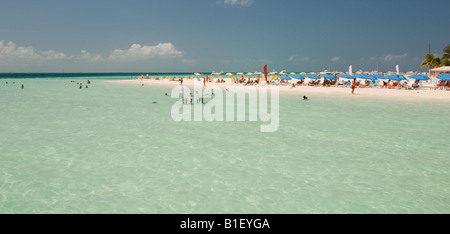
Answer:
[303, 96, 309, 100]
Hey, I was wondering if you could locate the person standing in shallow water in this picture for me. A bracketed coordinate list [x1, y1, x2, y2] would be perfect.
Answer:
[80, 83, 82, 89]
[21, 84, 24, 89]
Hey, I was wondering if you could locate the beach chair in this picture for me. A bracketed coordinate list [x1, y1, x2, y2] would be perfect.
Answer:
[429, 86, 439, 90]
[271, 80, 280, 85]
[387, 83, 398, 89]
[369, 80, 377, 88]
[359, 83, 369, 88]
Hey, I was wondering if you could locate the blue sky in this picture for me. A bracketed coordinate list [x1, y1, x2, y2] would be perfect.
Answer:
[1, 0, 449, 73]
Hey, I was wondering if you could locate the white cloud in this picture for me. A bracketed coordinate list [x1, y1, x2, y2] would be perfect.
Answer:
[77, 50, 103, 62]
[0, 41, 41, 59]
[331, 57, 340, 62]
[288, 55, 311, 62]
[0, 40, 184, 65]
[0, 41, 68, 60]
[223, 0, 254, 6]
[41, 50, 68, 60]
[108, 43, 183, 61]
[382, 53, 407, 62]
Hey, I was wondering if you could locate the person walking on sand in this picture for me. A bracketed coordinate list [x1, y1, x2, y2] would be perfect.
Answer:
[351, 78, 356, 94]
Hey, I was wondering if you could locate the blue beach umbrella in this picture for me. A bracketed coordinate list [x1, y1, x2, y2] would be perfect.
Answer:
[437, 73, 450, 81]
[363, 74, 377, 80]
[409, 74, 430, 81]
[372, 74, 384, 79]
[337, 74, 354, 79]
[321, 74, 337, 80]
[305, 74, 321, 79]
[291, 75, 305, 80]
[397, 75, 407, 81]
[383, 74, 406, 81]
[354, 74, 366, 79]
[279, 75, 292, 80]
[354, 74, 377, 80]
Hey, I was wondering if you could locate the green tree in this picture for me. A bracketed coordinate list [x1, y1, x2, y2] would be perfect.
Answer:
[421, 53, 441, 71]
[441, 44, 450, 66]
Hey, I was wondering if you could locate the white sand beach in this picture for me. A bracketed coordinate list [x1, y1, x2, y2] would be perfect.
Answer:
[109, 78, 450, 101]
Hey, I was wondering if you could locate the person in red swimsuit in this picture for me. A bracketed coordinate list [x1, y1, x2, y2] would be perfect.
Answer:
[351, 78, 356, 94]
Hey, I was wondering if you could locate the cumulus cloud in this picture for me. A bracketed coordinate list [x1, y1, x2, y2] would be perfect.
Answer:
[41, 50, 69, 60]
[0, 40, 184, 65]
[223, 0, 254, 6]
[382, 53, 407, 62]
[108, 43, 183, 61]
[77, 50, 103, 62]
[0, 41, 68, 60]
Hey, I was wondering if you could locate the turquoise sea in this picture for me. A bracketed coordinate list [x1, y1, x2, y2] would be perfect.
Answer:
[1, 74, 449, 214]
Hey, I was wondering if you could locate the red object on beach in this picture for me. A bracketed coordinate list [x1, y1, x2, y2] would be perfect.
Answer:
[264, 64, 268, 83]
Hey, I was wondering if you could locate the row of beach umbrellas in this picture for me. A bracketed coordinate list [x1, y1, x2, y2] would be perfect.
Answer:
[198, 71, 450, 81]
[273, 73, 436, 81]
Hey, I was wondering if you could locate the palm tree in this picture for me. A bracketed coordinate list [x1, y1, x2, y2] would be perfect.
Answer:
[441, 44, 450, 66]
[421, 53, 441, 72]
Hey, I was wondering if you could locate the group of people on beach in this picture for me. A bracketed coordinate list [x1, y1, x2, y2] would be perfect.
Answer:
[139, 74, 149, 80]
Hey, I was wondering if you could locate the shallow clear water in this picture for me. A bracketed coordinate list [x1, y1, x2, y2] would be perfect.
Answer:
[1, 78, 449, 213]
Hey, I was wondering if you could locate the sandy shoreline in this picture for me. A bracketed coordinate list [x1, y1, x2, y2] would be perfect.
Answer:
[107, 78, 450, 101]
